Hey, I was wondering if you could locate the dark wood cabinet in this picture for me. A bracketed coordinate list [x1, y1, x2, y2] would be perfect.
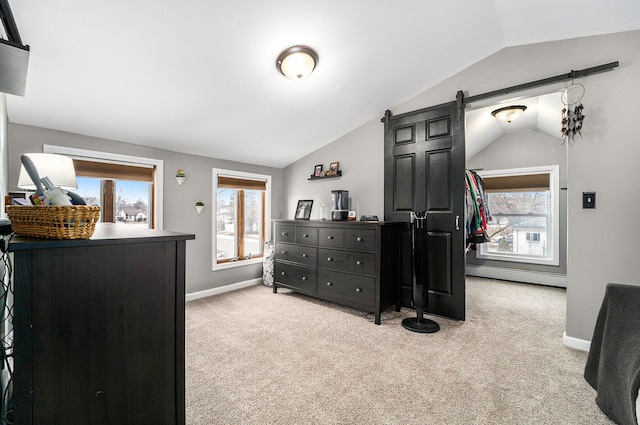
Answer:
[9, 224, 194, 425]
[273, 220, 403, 324]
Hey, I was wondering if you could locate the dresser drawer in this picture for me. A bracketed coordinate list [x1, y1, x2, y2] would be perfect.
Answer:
[318, 248, 351, 272]
[275, 243, 316, 267]
[345, 228, 376, 252]
[295, 226, 318, 246]
[319, 227, 344, 248]
[317, 269, 375, 306]
[275, 262, 316, 292]
[352, 252, 376, 276]
[275, 224, 295, 244]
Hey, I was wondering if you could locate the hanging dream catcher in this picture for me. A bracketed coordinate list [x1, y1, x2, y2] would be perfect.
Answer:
[561, 80, 585, 144]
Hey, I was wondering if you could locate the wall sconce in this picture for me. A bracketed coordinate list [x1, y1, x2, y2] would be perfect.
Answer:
[491, 105, 527, 123]
[276, 45, 318, 81]
[175, 169, 185, 186]
[194, 199, 204, 215]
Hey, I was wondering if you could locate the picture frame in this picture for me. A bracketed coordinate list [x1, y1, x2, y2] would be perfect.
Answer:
[314, 164, 323, 177]
[295, 200, 313, 220]
[329, 162, 339, 175]
[347, 211, 356, 221]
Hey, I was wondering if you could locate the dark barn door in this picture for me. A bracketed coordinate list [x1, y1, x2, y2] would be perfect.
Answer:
[383, 93, 466, 320]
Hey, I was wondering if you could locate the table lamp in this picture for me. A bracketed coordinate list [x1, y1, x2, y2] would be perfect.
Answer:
[17, 153, 85, 204]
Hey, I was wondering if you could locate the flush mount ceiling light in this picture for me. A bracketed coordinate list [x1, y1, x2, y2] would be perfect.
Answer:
[491, 105, 527, 123]
[276, 45, 318, 81]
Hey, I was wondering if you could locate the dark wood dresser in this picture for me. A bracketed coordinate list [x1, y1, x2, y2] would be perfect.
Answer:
[273, 220, 403, 324]
[8, 224, 194, 425]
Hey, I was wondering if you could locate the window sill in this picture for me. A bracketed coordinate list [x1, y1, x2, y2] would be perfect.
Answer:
[476, 252, 558, 266]
[213, 257, 263, 271]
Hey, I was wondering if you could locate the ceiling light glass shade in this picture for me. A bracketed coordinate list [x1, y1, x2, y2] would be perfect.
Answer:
[18, 153, 78, 190]
[276, 45, 318, 80]
[491, 105, 527, 123]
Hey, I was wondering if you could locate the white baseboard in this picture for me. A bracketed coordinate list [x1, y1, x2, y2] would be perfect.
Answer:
[185, 278, 263, 302]
[465, 264, 567, 288]
[563, 332, 591, 352]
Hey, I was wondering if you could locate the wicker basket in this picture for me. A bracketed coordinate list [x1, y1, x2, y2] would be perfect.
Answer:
[6, 205, 101, 240]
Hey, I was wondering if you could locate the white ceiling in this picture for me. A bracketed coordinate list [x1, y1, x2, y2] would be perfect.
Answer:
[465, 92, 565, 160]
[5, 1, 640, 168]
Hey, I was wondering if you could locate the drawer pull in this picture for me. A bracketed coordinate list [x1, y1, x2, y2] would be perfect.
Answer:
[281, 271, 286, 276]
[326, 281, 333, 286]
[327, 235, 334, 240]
[281, 250, 287, 254]
[302, 253, 308, 258]
[302, 276, 307, 281]
[303, 234, 308, 238]
[281, 232, 288, 236]
[356, 260, 363, 266]
[355, 288, 362, 293]
[327, 257, 333, 262]
[356, 237, 363, 242]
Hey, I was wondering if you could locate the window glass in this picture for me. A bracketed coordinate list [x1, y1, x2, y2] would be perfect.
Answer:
[243, 190, 263, 259]
[483, 191, 550, 258]
[76, 177, 102, 210]
[115, 180, 152, 228]
[216, 188, 238, 261]
[487, 192, 548, 215]
[76, 177, 153, 228]
[483, 191, 549, 258]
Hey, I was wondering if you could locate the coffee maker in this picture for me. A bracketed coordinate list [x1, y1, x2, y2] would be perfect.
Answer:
[331, 190, 349, 221]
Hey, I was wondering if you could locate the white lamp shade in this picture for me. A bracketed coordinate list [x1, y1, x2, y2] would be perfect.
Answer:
[18, 153, 78, 190]
[280, 52, 315, 80]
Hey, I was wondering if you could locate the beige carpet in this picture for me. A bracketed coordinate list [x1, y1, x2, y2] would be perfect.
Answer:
[185, 277, 611, 424]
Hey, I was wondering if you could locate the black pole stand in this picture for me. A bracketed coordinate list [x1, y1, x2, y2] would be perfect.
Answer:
[402, 211, 440, 333]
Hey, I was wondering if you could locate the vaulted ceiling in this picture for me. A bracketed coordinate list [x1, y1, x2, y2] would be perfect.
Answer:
[5, 1, 640, 168]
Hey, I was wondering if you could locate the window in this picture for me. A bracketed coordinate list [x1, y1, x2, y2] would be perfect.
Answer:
[74, 160, 155, 228]
[213, 169, 270, 269]
[476, 165, 559, 265]
[43, 145, 163, 229]
[526, 232, 540, 242]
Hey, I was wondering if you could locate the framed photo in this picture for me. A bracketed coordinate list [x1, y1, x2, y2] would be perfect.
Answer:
[347, 211, 356, 221]
[314, 164, 323, 177]
[329, 162, 339, 175]
[295, 200, 313, 220]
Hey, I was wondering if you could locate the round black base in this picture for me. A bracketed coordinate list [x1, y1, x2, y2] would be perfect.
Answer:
[402, 317, 440, 333]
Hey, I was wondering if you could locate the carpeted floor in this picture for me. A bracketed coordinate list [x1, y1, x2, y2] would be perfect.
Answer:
[185, 277, 612, 424]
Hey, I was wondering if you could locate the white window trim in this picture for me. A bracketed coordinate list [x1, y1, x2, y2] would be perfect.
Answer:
[43, 144, 164, 229]
[212, 168, 271, 271]
[476, 165, 559, 266]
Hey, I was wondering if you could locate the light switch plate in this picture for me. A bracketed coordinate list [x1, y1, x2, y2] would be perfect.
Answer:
[583, 192, 596, 209]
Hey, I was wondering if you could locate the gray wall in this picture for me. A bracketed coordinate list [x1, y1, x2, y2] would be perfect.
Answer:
[282, 120, 384, 220]
[465, 130, 568, 276]
[8, 124, 284, 295]
[283, 30, 640, 342]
